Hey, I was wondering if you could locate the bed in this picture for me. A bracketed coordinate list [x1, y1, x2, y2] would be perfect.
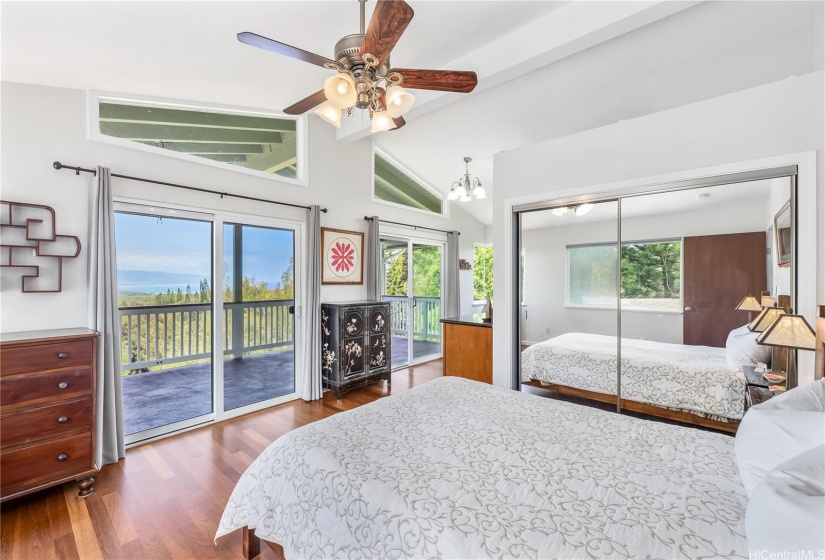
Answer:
[521, 333, 747, 431]
[216, 377, 747, 559]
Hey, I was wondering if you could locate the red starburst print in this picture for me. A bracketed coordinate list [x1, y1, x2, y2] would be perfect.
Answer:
[330, 241, 355, 272]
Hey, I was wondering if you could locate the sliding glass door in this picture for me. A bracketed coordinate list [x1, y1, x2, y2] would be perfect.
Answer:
[115, 203, 302, 445]
[381, 235, 444, 369]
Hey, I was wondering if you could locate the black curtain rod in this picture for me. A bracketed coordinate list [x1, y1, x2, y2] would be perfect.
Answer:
[53, 162, 328, 213]
[364, 216, 459, 236]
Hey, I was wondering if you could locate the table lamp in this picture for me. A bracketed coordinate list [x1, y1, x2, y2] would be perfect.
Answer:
[749, 306, 787, 372]
[736, 295, 762, 322]
[756, 312, 816, 389]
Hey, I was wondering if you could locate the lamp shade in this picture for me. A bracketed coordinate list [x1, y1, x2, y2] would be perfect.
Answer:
[550, 207, 569, 217]
[314, 101, 342, 128]
[575, 203, 594, 216]
[474, 185, 486, 199]
[323, 73, 357, 108]
[736, 295, 763, 313]
[761, 295, 777, 308]
[370, 110, 396, 133]
[749, 306, 786, 332]
[385, 86, 415, 118]
[447, 187, 459, 200]
[756, 313, 816, 350]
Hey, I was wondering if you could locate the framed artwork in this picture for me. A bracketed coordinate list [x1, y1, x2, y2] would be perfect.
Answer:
[773, 201, 792, 268]
[321, 227, 364, 285]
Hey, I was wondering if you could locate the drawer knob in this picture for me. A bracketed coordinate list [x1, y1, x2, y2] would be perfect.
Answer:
[57, 416, 69, 424]
[57, 453, 68, 462]
[57, 352, 69, 359]
[58, 381, 68, 389]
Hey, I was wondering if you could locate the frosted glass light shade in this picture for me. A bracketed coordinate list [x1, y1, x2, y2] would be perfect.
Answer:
[385, 86, 415, 117]
[323, 73, 357, 108]
[575, 203, 594, 216]
[454, 183, 467, 197]
[447, 187, 459, 200]
[370, 110, 396, 133]
[314, 101, 342, 128]
[756, 314, 816, 350]
[749, 306, 786, 332]
[736, 295, 763, 313]
[459, 193, 471, 202]
[474, 185, 486, 199]
[550, 207, 569, 217]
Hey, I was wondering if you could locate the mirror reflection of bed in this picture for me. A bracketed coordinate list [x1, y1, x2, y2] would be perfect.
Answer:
[518, 176, 794, 433]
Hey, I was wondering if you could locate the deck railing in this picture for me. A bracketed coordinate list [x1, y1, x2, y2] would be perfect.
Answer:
[382, 296, 442, 343]
[119, 300, 293, 374]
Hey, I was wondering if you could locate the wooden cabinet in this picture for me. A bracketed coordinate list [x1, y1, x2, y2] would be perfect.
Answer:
[1, 328, 99, 502]
[441, 317, 492, 384]
[321, 301, 391, 399]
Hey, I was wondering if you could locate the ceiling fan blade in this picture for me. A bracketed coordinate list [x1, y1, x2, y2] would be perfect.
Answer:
[284, 90, 327, 115]
[360, 0, 414, 65]
[394, 69, 478, 93]
[391, 116, 406, 130]
[237, 32, 335, 68]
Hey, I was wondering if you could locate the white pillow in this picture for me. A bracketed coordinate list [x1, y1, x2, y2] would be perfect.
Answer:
[735, 408, 825, 498]
[746, 445, 825, 556]
[754, 378, 825, 412]
[726, 324, 772, 369]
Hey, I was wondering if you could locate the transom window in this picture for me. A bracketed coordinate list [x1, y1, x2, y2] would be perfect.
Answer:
[92, 94, 303, 182]
[373, 149, 445, 215]
[568, 240, 681, 311]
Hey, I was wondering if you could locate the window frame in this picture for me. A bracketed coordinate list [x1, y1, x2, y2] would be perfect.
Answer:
[370, 145, 449, 218]
[565, 238, 683, 314]
[88, 91, 309, 187]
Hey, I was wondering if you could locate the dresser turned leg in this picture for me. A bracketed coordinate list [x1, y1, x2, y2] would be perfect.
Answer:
[76, 477, 95, 498]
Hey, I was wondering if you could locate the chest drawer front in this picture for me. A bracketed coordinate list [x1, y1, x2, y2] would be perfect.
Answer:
[1, 339, 94, 376]
[1, 398, 93, 450]
[1, 432, 92, 494]
[0, 367, 93, 409]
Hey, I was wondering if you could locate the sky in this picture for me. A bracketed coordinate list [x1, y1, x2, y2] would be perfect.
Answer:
[114, 212, 293, 289]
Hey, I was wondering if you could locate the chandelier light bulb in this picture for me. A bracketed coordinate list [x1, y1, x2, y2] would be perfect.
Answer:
[575, 203, 594, 216]
[314, 101, 342, 128]
[385, 86, 415, 118]
[550, 207, 569, 216]
[324, 72, 357, 109]
[371, 110, 396, 133]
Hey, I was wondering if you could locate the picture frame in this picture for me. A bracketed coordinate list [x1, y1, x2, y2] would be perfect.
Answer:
[773, 200, 792, 268]
[321, 227, 364, 285]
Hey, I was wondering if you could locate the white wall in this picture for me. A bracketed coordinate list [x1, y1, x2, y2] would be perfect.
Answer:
[494, 71, 824, 388]
[522, 202, 769, 345]
[0, 81, 486, 334]
[765, 177, 792, 297]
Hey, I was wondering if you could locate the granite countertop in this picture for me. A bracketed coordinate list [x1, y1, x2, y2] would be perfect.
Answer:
[440, 314, 492, 328]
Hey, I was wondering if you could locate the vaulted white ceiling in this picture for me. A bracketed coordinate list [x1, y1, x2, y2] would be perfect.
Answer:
[3, 1, 820, 226]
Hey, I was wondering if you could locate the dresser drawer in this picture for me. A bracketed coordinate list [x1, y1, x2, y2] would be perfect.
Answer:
[1, 432, 93, 495]
[1, 398, 93, 450]
[0, 367, 93, 409]
[1, 339, 94, 376]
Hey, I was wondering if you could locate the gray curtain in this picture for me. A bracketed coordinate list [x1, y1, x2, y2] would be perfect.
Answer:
[89, 166, 125, 466]
[444, 231, 461, 318]
[365, 215, 381, 301]
[301, 205, 323, 400]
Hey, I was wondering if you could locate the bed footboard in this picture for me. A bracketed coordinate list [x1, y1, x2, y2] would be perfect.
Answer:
[242, 527, 285, 560]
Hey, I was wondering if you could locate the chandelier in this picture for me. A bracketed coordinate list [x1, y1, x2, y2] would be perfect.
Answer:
[550, 204, 594, 217]
[447, 157, 486, 202]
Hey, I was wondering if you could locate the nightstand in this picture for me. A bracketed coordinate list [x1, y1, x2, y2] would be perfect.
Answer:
[742, 366, 784, 409]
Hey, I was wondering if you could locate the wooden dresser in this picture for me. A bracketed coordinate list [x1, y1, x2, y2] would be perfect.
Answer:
[440, 314, 492, 384]
[1, 328, 99, 502]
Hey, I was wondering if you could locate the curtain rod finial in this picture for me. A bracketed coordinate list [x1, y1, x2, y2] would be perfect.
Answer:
[53, 161, 63, 170]
[321, 208, 328, 213]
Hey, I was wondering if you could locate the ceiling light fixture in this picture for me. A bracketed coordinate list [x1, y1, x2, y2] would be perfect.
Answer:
[447, 157, 485, 202]
[237, 0, 478, 134]
[550, 204, 594, 217]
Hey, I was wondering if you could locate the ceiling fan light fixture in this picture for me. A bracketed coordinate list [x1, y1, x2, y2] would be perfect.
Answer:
[371, 110, 397, 133]
[385, 86, 415, 117]
[575, 203, 594, 216]
[550, 207, 569, 217]
[324, 73, 357, 108]
[314, 101, 342, 128]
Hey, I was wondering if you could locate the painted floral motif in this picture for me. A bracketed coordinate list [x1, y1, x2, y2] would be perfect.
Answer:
[321, 311, 331, 337]
[345, 318, 359, 334]
[330, 241, 355, 273]
[373, 313, 385, 331]
[342, 340, 363, 376]
[322, 343, 336, 373]
[370, 335, 387, 367]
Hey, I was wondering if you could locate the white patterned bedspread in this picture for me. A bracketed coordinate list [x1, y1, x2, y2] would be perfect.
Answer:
[522, 333, 747, 420]
[216, 377, 746, 559]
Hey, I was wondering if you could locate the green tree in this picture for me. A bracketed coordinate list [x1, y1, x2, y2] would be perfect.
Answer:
[384, 249, 408, 296]
[621, 242, 680, 299]
[473, 246, 493, 300]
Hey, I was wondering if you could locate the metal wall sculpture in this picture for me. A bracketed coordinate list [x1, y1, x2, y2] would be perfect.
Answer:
[0, 201, 81, 293]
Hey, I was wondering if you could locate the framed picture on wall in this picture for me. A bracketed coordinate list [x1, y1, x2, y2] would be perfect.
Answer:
[321, 227, 364, 285]
[774, 201, 792, 268]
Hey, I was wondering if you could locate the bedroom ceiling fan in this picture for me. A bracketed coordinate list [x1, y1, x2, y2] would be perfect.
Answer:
[237, 0, 478, 133]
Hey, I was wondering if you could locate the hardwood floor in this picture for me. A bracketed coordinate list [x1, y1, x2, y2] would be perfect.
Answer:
[0, 361, 443, 560]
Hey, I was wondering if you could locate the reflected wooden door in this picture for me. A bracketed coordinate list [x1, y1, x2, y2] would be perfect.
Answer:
[683, 232, 767, 347]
